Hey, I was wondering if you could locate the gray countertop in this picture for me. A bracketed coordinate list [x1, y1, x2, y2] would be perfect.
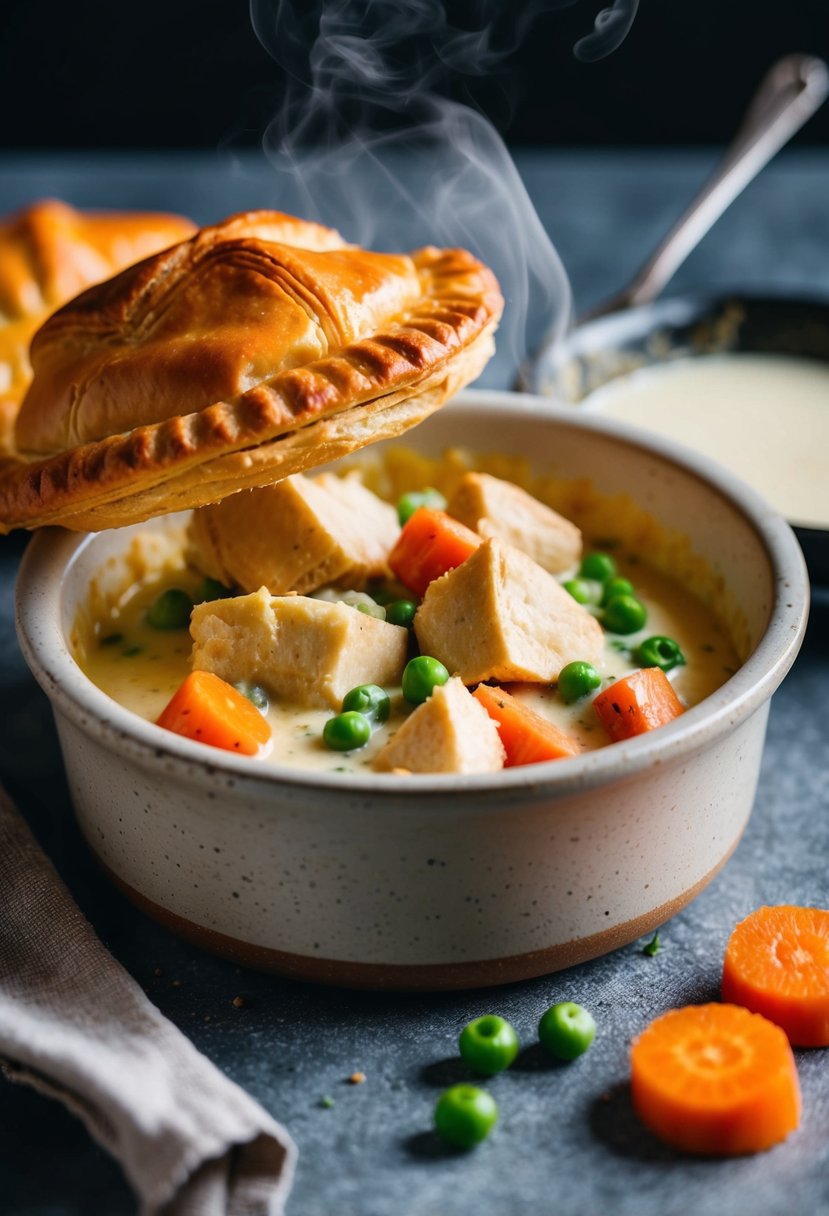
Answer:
[1, 150, 828, 1215]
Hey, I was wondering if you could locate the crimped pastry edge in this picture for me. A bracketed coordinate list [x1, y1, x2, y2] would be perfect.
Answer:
[0, 246, 501, 533]
[2, 326, 495, 533]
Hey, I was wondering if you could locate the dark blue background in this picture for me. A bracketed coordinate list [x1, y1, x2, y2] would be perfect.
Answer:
[2, 0, 829, 149]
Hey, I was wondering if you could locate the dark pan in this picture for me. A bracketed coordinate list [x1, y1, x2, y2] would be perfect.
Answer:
[521, 291, 829, 585]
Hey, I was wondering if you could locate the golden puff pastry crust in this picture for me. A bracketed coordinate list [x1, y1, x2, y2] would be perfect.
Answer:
[0, 210, 502, 533]
[0, 199, 195, 453]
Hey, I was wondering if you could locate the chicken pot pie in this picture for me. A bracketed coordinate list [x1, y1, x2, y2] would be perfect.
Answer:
[0, 210, 502, 533]
[0, 199, 195, 453]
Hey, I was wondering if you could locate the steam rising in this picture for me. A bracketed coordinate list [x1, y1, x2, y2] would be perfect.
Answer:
[574, 0, 640, 63]
[250, 1, 639, 366]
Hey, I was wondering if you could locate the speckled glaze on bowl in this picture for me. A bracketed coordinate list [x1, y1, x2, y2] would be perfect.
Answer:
[16, 391, 809, 990]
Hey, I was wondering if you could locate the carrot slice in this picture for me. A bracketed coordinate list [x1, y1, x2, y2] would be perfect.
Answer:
[472, 683, 582, 766]
[593, 666, 684, 742]
[388, 506, 480, 598]
[722, 905, 829, 1047]
[156, 670, 271, 756]
[630, 1003, 801, 1156]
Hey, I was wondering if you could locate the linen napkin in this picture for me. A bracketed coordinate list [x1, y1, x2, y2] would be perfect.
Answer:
[0, 782, 297, 1215]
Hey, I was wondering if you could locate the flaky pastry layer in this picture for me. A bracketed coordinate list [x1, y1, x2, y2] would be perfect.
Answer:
[0, 199, 195, 454]
[0, 211, 502, 532]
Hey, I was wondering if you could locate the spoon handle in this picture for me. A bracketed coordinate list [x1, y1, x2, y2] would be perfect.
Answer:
[580, 54, 829, 323]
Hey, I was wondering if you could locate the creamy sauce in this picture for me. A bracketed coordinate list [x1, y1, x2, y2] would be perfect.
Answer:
[582, 354, 829, 529]
[80, 549, 737, 773]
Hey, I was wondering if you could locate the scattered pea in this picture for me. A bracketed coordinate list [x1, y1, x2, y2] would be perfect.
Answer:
[397, 487, 447, 527]
[342, 684, 391, 724]
[434, 1084, 498, 1149]
[602, 594, 647, 635]
[385, 599, 418, 628]
[323, 711, 372, 752]
[558, 660, 602, 704]
[147, 588, 193, 630]
[538, 1001, 596, 1060]
[635, 635, 686, 673]
[579, 552, 617, 583]
[458, 1015, 520, 1076]
[401, 655, 449, 705]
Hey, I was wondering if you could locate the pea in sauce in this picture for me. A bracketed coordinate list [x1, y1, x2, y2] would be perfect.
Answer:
[78, 546, 737, 773]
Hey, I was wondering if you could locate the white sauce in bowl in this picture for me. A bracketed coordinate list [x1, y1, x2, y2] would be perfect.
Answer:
[79, 550, 736, 774]
[581, 354, 829, 529]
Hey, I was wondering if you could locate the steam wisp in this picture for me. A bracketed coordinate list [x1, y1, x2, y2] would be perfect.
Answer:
[250, 0, 640, 366]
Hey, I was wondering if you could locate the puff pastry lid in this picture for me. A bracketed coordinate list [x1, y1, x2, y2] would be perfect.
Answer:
[0, 210, 502, 532]
[0, 198, 195, 453]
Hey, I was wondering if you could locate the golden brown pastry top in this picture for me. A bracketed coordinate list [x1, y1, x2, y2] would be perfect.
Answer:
[17, 212, 420, 454]
[0, 210, 502, 533]
[0, 199, 195, 451]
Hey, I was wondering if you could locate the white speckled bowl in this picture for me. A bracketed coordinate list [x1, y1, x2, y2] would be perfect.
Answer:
[16, 391, 809, 989]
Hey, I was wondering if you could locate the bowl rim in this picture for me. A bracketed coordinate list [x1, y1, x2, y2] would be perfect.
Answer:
[15, 388, 810, 806]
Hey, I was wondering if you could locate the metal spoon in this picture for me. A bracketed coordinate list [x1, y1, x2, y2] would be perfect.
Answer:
[522, 53, 829, 389]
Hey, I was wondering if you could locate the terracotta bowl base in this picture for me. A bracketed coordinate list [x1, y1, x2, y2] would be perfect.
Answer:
[96, 846, 736, 991]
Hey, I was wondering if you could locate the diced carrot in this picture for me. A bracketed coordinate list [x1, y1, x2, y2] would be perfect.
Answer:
[156, 670, 271, 756]
[630, 1003, 801, 1156]
[722, 905, 829, 1047]
[472, 683, 582, 766]
[388, 507, 480, 598]
[592, 666, 684, 743]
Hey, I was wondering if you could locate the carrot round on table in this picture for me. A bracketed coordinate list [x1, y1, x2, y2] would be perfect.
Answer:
[630, 1003, 801, 1156]
[388, 506, 480, 598]
[593, 666, 684, 743]
[156, 670, 272, 756]
[722, 905, 829, 1047]
[472, 683, 582, 766]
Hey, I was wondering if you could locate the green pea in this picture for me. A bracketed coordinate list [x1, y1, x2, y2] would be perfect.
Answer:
[538, 1001, 596, 1061]
[579, 551, 617, 583]
[600, 576, 634, 607]
[147, 588, 193, 630]
[397, 487, 447, 527]
[342, 684, 391, 724]
[385, 599, 418, 628]
[401, 655, 449, 705]
[602, 594, 647, 635]
[434, 1084, 498, 1149]
[635, 635, 686, 673]
[458, 1015, 519, 1076]
[196, 577, 233, 602]
[99, 632, 124, 647]
[322, 711, 372, 752]
[234, 681, 269, 712]
[562, 578, 600, 606]
[558, 660, 602, 704]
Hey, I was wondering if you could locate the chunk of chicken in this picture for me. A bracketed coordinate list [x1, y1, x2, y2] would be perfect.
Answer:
[190, 587, 408, 709]
[447, 472, 582, 574]
[372, 678, 505, 774]
[414, 538, 604, 685]
[186, 472, 399, 595]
